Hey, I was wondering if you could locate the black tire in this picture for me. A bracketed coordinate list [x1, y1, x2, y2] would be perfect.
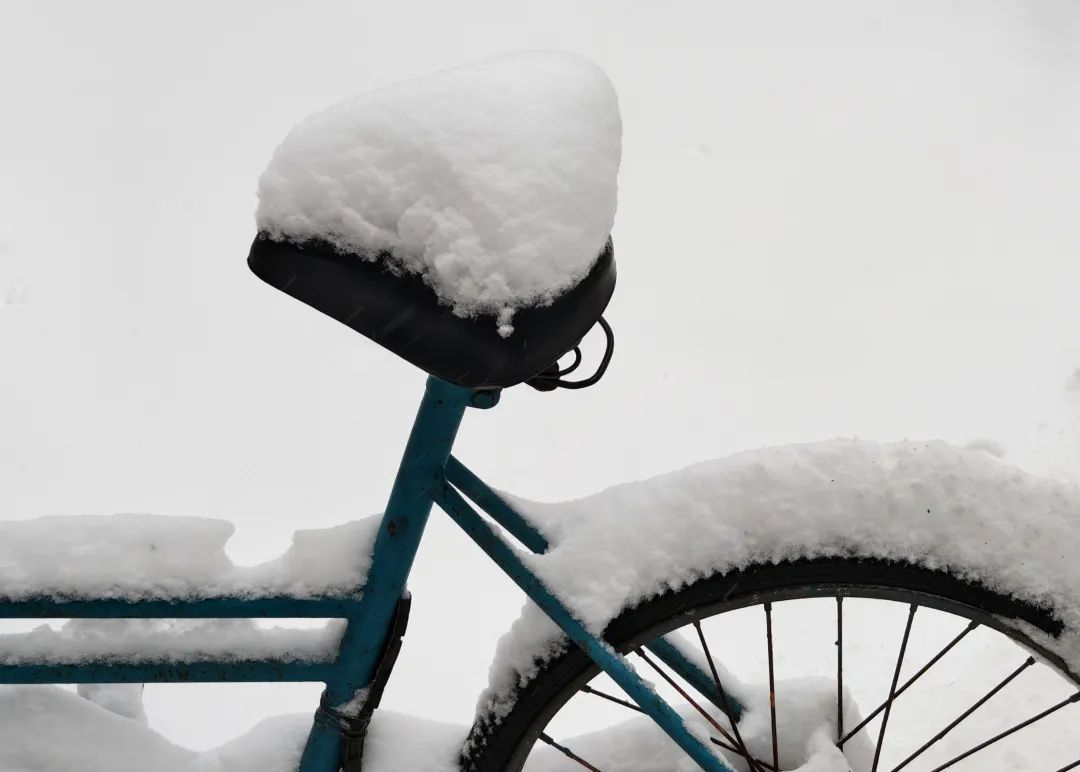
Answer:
[462, 557, 1077, 771]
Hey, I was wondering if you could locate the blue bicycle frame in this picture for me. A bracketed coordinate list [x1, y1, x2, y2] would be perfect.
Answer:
[0, 376, 740, 772]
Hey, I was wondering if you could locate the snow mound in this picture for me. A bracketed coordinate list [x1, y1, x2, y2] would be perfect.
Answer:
[186, 709, 469, 772]
[256, 51, 621, 337]
[478, 439, 1080, 725]
[0, 514, 380, 601]
[0, 686, 857, 772]
[0, 687, 468, 772]
[514, 694, 861, 772]
[0, 685, 195, 772]
[76, 683, 147, 723]
[186, 713, 311, 772]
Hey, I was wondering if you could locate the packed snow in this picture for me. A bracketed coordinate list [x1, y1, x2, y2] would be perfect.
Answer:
[0, 514, 380, 601]
[255, 51, 622, 337]
[476, 439, 1080, 728]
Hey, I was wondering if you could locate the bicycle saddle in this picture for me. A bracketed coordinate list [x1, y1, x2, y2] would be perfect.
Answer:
[247, 235, 615, 389]
[247, 53, 621, 388]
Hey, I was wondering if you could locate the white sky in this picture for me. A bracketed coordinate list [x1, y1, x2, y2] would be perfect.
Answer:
[1, 0, 1079, 752]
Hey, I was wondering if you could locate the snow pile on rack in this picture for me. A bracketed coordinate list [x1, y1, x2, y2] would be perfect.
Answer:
[477, 439, 1080, 726]
[0, 514, 380, 601]
[256, 51, 621, 336]
[0, 617, 345, 665]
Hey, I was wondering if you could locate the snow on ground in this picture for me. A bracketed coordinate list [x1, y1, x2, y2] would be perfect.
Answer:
[0, 686, 463, 772]
[76, 683, 147, 722]
[0, 685, 195, 772]
[257, 51, 621, 336]
[0, 684, 855, 772]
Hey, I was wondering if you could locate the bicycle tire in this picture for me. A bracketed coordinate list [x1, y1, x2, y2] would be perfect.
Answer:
[462, 557, 1078, 772]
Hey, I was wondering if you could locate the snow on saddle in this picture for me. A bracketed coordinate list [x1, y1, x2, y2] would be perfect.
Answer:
[248, 52, 621, 389]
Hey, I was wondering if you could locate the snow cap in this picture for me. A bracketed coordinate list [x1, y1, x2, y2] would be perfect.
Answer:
[256, 51, 622, 336]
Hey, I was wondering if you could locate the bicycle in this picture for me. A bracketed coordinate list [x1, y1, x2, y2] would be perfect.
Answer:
[3, 55, 1080, 772]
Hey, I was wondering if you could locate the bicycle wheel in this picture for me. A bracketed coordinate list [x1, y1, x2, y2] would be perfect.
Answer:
[462, 557, 1080, 772]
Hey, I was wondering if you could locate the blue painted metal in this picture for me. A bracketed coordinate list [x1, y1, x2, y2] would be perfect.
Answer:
[646, 636, 744, 722]
[432, 479, 734, 772]
[297, 376, 474, 772]
[445, 455, 549, 554]
[0, 595, 361, 619]
[0, 659, 337, 684]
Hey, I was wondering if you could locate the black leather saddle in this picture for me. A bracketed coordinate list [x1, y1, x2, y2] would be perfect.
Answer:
[247, 235, 616, 389]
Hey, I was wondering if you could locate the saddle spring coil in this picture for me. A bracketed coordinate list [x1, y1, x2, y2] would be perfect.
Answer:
[526, 316, 614, 392]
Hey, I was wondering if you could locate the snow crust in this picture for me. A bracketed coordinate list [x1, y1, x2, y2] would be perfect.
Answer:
[256, 51, 621, 336]
[477, 439, 1080, 727]
[0, 514, 380, 601]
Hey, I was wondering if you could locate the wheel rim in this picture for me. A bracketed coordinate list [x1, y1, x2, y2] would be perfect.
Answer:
[479, 559, 1080, 772]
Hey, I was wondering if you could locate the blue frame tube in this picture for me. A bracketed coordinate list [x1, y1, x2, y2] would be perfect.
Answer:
[433, 480, 734, 772]
[445, 455, 549, 554]
[0, 596, 361, 619]
[0, 660, 337, 684]
[297, 377, 473, 772]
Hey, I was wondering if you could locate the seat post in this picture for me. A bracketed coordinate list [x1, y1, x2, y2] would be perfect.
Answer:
[298, 376, 475, 772]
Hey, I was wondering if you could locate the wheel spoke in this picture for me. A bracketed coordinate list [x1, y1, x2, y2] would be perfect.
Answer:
[635, 647, 779, 770]
[871, 604, 918, 772]
[842, 618, 978, 744]
[765, 602, 779, 772]
[1056, 760, 1080, 772]
[693, 620, 763, 772]
[581, 683, 646, 713]
[837, 595, 844, 748]
[928, 691, 1080, 771]
[582, 678, 776, 770]
[890, 656, 1036, 772]
[635, 647, 738, 744]
[539, 732, 604, 771]
[708, 737, 779, 772]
